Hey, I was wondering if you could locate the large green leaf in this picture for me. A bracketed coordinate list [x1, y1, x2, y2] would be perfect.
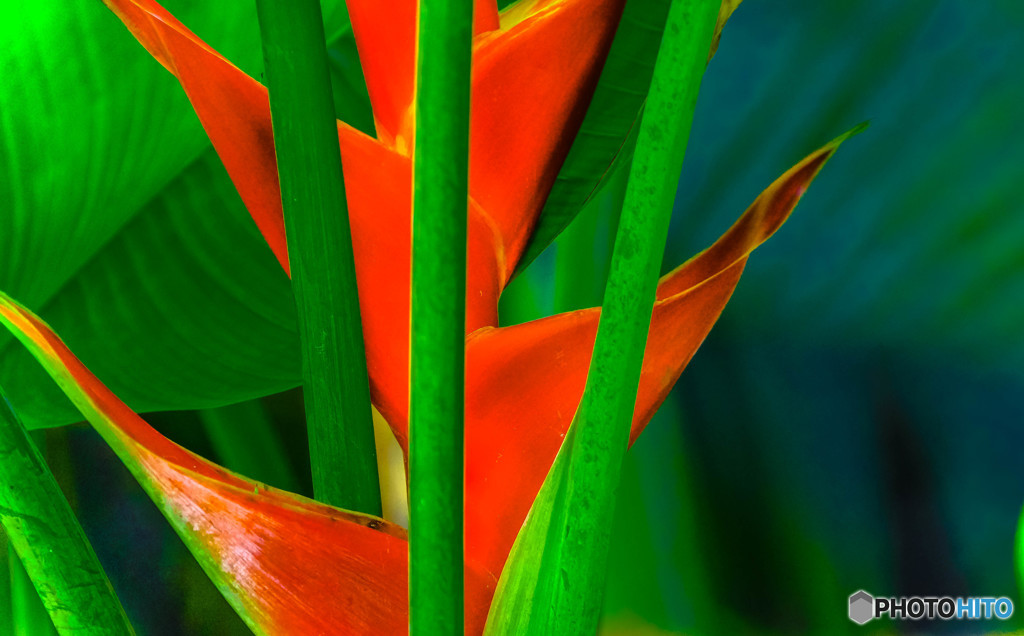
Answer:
[0, 1, 265, 307]
[0, 151, 299, 427]
[671, 0, 1024, 369]
[0, 3, 366, 428]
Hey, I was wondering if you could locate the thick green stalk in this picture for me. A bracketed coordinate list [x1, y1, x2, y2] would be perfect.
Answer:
[254, 0, 380, 513]
[550, 0, 719, 627]
[488, 1, 719, 632]
[0, 388, 133, 635]
[409, 0, 473, 633]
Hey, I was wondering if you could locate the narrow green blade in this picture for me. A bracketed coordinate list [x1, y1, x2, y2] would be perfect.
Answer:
[254, 0, 380, 513]
[0, 388, 133, 635]
[485, 0, 720, 632]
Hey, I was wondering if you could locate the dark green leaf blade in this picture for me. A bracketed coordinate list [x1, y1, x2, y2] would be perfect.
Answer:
[255, 0, 380, 513]
[513, 0, 670, 274]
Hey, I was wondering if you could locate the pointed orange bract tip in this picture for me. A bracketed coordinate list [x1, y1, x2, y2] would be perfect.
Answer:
[475, 0, 501, 34]
[103, 0, 289, 273]
[709, 0, 744, 60]
[0, 292, 498, 634]
[346, 0, 417, 148]
[471, 0, 626, 281]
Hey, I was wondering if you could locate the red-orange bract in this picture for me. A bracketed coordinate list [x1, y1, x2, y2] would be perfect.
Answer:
[0, 0, 858, 632]
[0, 293, 496, 634]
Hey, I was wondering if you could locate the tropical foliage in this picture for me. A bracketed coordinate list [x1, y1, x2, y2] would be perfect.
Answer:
[1, 0, 1019, 634]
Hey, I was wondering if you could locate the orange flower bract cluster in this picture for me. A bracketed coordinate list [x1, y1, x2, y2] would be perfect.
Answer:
[0, 0, 857, 633]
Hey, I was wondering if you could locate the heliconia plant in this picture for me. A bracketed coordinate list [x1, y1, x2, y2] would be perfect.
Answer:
[0, 0, 864, 633]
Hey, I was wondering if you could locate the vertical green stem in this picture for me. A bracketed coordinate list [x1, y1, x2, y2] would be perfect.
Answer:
[254, 0, 381, 513]
[551, 0, 719, 630]
[0, 388, 133, 635]
[409, 0, 473, 633]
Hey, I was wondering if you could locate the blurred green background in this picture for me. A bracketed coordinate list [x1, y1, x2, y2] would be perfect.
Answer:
[1, 0, 1023, 634]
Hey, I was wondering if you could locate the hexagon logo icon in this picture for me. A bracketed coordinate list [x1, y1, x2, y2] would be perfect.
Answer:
[849, 590, 874, 625]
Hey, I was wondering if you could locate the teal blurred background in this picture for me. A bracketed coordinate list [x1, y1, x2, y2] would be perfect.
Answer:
[2, 0, 1023, 634]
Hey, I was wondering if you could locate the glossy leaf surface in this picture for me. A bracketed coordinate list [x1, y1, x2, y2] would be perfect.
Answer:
[0, 1, 264, 308]
[0, 0, 702, 428]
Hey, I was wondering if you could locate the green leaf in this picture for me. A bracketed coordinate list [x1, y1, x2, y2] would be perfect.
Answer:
[255, 0, 380, 512]
[0, 151, 300, 428]
[0, 389, 133, 634]
[199, 399, 301, 494]
[10, 544, 56, 636]
[0, 3, 368, 428]
[601, 401, 718, 634]
[482, 425, 574, 635]
[0, 1, 265, 308]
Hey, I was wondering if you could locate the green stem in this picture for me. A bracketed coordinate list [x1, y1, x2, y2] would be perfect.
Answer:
[199, 400, 301, 494]
[0, 388, 134, 635]
[254, 0, 381, 513]
[409, 0, 473, 632]
[545, 0, 720, 631]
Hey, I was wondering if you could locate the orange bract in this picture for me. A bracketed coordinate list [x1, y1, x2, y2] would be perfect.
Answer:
[0, 294, 497, 635]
